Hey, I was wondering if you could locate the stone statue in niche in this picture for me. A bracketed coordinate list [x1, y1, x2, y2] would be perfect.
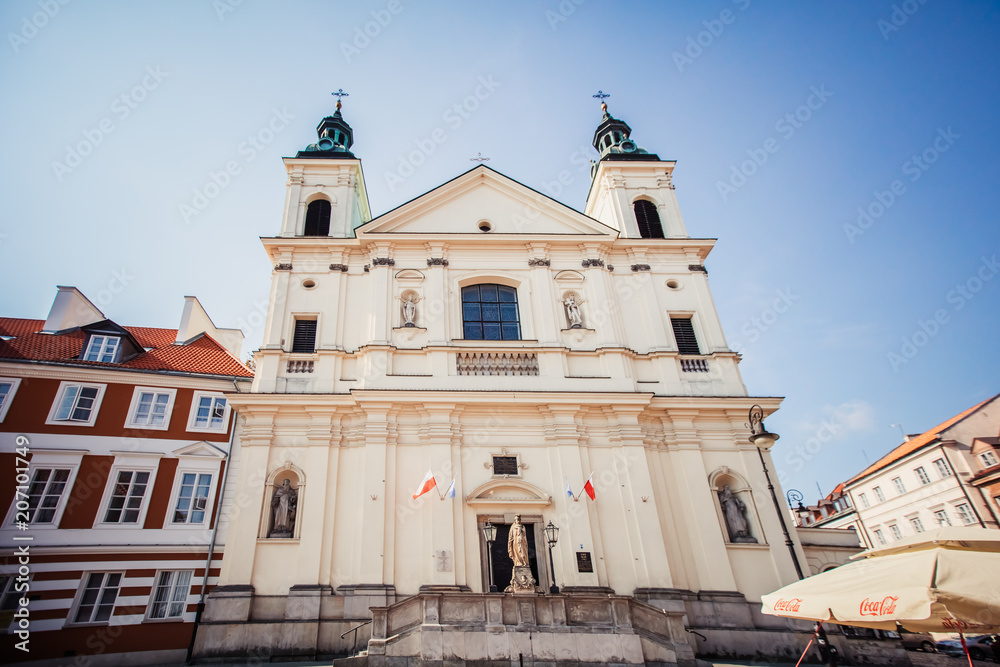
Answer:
[399, 293, 420, 327]
[269, 478, 298, 538]
[719, 484, 757, 543]
[562, 294, 585, 329]
[505, 514, 537, 594]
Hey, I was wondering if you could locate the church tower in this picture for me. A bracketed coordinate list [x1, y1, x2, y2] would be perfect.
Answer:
[197, 93, 835, 666]
[584, 97, 687, 239]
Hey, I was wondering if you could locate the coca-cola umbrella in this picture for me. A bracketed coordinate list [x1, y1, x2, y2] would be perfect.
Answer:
[761, 527, 1000, 665]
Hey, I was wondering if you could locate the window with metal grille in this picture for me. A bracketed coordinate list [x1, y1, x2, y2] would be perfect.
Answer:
[462, 284, 521, 340]
[670, 317, 701, 355]
[633, 200, 664, 239]
[492, 456, 518, 476]
[292, 319, 317, 352]
[303, 200, 331, 236]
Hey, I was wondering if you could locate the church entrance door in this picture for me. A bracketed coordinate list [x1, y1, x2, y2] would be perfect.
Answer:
[489, 520, 540, 592]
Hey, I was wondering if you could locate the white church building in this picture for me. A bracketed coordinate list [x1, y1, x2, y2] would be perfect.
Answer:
[195, 98, 902, 666]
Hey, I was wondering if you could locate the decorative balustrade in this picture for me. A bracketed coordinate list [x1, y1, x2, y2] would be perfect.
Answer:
[456, 352, 539, 376]
[286, 360, 314, 373]
[680, 357, 709, 373]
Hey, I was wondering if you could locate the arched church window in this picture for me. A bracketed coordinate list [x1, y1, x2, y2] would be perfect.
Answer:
[303, 199, 331, 236]
[462, 284, 521, 340]
[633, 199, 664, 239]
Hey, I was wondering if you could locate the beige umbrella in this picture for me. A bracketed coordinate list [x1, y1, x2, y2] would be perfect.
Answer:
[762, 527, 1000, 664]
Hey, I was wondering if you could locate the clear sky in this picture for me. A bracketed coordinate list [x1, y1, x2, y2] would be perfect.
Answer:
[2, 1, 998, 501]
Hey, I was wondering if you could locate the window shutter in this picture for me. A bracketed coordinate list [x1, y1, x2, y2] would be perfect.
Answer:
[303, 200, 331, 236]
[633, 200, 664, 239]
[670, 317, 701, 355]
[292, 320, 317, 353]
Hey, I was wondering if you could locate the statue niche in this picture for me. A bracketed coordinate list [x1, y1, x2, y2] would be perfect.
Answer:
[268, 478, 298, 538]
[718, 484, 757, 544]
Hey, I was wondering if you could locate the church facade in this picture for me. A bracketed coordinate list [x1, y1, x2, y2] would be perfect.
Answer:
[195, 100, 895, 665]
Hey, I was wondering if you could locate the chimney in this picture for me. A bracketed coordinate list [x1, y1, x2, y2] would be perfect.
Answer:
[42, 286, 105, 333]
[175, 296, 244, 359]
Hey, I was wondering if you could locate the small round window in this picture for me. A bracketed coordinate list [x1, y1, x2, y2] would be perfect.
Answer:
[478, 220, 493, 233]
[302, 279, 316, 289]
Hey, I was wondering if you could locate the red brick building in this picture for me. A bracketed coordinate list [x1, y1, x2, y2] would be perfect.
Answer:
[1, 287, 251, 665]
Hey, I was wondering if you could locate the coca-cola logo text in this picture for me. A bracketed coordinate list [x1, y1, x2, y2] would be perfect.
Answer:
[859, 596, 898, 617]
[774, 598, 802, 612]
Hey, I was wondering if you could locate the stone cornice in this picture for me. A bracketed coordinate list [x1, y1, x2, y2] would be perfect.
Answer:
[0, 361, 250, 389]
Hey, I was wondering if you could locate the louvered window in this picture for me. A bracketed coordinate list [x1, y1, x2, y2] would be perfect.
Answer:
[670, 317, 701, 355]
[303, 200, 331, 236]
[633, 200, 664, 239]
[291, 319, 317, 353]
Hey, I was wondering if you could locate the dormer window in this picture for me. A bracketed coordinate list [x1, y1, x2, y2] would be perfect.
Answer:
[84, 335, 121, 363]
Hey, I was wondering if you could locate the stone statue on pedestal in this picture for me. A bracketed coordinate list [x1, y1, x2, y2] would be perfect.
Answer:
[562, 295, 585, 329]
[400, 294, 419, 327]
[269, 478, 297, 538]
[506, 515, 537, 593]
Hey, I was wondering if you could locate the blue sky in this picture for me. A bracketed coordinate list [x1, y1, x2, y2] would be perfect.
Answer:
[2, 1, 998, 500]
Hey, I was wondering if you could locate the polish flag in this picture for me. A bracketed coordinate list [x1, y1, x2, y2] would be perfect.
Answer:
[412, 470, 437, 499]
[582, 473, 596, 500]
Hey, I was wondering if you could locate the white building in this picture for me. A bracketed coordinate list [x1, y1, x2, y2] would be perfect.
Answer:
[840, 394, 1000, 550]
[195, 99, 902, 665]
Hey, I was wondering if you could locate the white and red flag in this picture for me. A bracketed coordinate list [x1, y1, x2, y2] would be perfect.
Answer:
[412, 470, 437, 499]
[582, 472, 596, 500]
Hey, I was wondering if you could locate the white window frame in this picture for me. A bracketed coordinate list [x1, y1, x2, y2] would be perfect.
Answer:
[954, 503, 976, 525]
[933, 458, 952, 477]
[873, 528, 886, 545]
[892, 476, 906, 495]
[3, 453, 82, 529]
[979, 451, 998, 468]
[0, 377, 22, 422]
[15, 467, 73, 525]
[873, 486, 886, 503]
[909, 516, 925, 533]
[888, 523, 902, 540]
[124, 386, 178, 431]
[145, 569, 193, 621]
[186, 392, 231, 433]
[167, 470, 215, 526]
[83, 335, 121, 363]
[858, 492, 869, 509]
[933, 509, 952, 527]
[914, 466, 931, 485]
[97, 463, 157, 527]
[67, 571, 123, 626]
[45, 381, 107, 427]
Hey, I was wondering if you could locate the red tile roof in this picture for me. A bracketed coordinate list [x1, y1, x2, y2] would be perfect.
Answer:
[0, 318, 252, 378]
[846, 394, 1000, 484]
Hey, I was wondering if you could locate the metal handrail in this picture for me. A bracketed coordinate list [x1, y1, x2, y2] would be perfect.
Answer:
[340, 619, 373, 657]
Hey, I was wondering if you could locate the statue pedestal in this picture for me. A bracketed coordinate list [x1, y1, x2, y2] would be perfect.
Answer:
[506, 566, 537, 594]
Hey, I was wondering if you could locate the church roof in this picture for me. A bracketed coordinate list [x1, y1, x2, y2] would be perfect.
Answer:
[0, 317, 252, 378]
[845, 393, 1000, 485]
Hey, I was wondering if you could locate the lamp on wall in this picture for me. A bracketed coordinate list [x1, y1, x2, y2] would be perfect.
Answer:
[483, 520, 498, 593]
[748, 405, 805, 580]
[785, 489, 810, 525]
[544, 521, 560, 594]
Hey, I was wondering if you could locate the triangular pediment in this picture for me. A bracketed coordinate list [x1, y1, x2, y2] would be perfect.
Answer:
[174, 441, 227, 458]
[357, 166, 617, 238]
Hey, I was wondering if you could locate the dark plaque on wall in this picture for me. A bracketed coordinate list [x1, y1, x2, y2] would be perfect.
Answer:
[576, 552, 594, 573]
[492, 456, 518, 476]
